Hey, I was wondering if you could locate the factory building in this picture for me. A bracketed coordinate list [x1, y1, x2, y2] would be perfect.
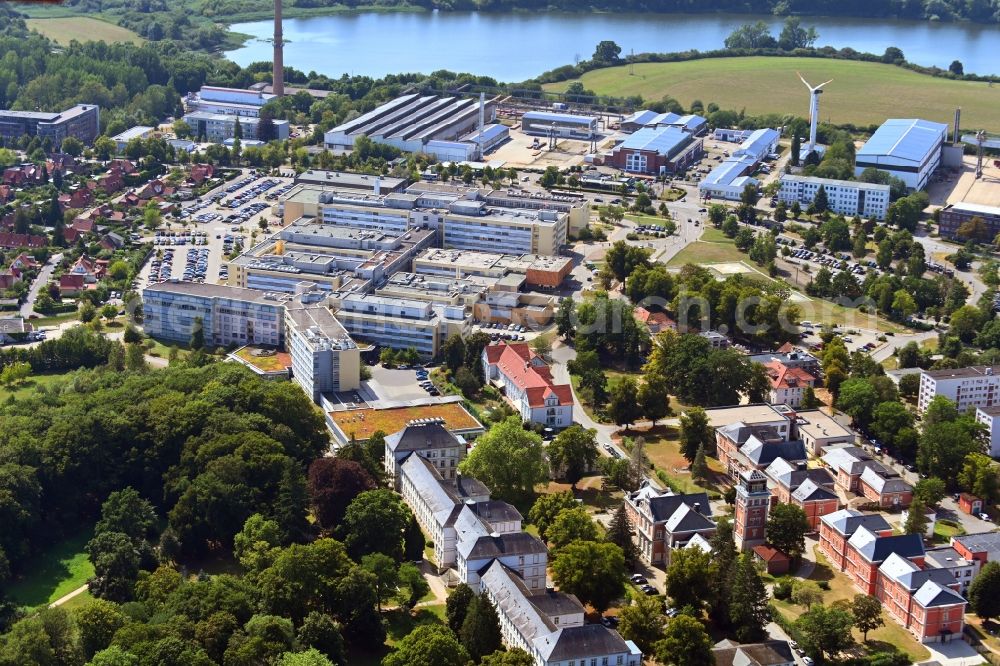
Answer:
[778, 175, 891, 220]
[183, 111, 289, 144]
[698, 128, 779, 201]
[0, 104, 100, 146]
[184, 85, 276, 118]
[606, 125, 704, 175]
[854, 119, 948, 190]
[323, 93, 498, 161]
[938, 203, 1000, 241]
[521, 110, 598, 140]
[461, 124, 509, 154]
[620, 110, 707, 136]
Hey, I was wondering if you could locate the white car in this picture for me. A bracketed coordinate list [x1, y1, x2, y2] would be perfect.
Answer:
[981, 512, 993, 522]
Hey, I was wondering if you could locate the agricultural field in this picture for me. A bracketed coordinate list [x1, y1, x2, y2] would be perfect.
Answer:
[544, 57, 1000, 130]
[25, 17, 144, 45]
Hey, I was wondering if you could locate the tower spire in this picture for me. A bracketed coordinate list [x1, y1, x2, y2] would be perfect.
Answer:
[273, 0, 284, 97]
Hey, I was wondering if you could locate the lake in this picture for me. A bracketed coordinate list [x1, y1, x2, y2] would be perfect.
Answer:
[226, 11, 1000, 82]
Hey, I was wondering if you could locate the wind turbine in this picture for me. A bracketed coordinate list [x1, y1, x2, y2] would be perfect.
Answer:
[798, 73, 832, 156]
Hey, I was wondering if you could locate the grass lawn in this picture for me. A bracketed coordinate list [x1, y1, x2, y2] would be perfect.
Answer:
[6, 528, 94, 610]
[543, 56, 1000, 131]
[345, 605, 447, 666]
[771, 548, 931, 662]
[625, 424, 726, 497]
[0, 371, 72, 402]
[28, 311, 79, 328]
[932, 518, 966, 544]
[26, 17, 145, 45]
[626, 212, 671, 227]
[56, 589, 95, 612]
[145, 338, 193, 361]
[666, 238, 744, 266]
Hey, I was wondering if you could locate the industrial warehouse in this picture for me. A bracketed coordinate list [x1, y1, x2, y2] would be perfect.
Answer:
[323, 93, 507, 161]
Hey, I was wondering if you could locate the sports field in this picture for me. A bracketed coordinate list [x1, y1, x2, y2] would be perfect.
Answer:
[26, 17, 144, 45]
[543, 57, 1000, 131]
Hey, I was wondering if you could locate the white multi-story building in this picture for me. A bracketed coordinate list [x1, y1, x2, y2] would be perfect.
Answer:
[456, 508, 548, 593]
[482, 341, 573, 428]
[975, 405, 1000, 457]
[385, 419, 469, 485]
[778, 175, 891, 220]
[284, 293, 360, 402]
[854, 118, 948, 191]
[328, 292, 469, 357]
[185, 85, 275, 118]
[142, 281, 285, 348]
[918, 366, 1000, 414]
[481, 561, 642, 666]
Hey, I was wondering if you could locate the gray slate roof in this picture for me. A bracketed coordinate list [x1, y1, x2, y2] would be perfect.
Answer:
[820, 509, 891, 536]
[536, 624, 633, 662]
[848, 527, 924, 563]
[465, 531, 547, 561]
[712, 640, 796, 666]
[953, 531, 1000, 559]
[386, 420, 462, 453]
[791, 478, 838, 503]
[742, 437, 806, 467]
[644, 492, 712, 523]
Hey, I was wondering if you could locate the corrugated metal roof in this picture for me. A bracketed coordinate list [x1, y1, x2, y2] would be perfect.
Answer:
[523, 110, 597, 126]
[857, 118, 948, 164]
[618, 126, 691, 155]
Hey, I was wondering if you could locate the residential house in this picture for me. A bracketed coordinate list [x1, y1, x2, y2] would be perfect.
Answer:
[96, 169, 125, 195]
[0, 317, 28, 343]
[764, 360, 816, 408]
[749, 348, 822, 376]
[58, 187, 92, 210]
[624, 485, 715, 566]
[0, 185, 11, 203]
[0, 232, 46, 249]
[188, 163, 215, 185]
[876, 552, 967, 643]
[633, 306, 675, 335]
[58, 274, 86, 296]
[482, 341, 573, 428]
[108, 159, 137, 175]
[100, 232, 126, 251]
[819, 509, 892, 570]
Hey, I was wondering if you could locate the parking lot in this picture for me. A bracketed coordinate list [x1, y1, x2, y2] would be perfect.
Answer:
[138, 169, 295, 288]
[367, 364, 439, 401]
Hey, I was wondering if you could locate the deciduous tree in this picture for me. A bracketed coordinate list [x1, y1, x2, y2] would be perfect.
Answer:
[551, 541, 625, 614]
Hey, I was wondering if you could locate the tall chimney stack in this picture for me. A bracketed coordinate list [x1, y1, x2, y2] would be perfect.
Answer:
[273, 0, 285, 97]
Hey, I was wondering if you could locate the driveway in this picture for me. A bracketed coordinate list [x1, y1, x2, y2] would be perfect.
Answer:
[20, 252, 62, 317]
[918, 639, 986, 665]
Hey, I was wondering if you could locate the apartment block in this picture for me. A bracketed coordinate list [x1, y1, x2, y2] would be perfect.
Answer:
[183, 110, 289, 143]
[918, 365, 1000, 413]
[482, 341, 572, 427]
[0, 104, 100, 146]
[778, 175, 890, 220]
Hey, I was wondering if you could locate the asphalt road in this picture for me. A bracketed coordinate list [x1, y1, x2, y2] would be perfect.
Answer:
[20, 253, 62, 318]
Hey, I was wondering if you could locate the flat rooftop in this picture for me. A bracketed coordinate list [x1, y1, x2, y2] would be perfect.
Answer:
[232, 346, 292, 373]
[922, 365, 1000, 380]
[330, 402, 482, 441]
[781, 174, 890, 192]
[285, 301, 355, 349]
[144, 281, 279, 303]
[795, 410, 853, 440]
[704, 403, 790, 429]
[295, 170, 406, 191]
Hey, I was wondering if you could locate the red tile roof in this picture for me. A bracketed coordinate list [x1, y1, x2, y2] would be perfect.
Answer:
[485, 341, 573, 408]
[753, 544, 790, 563]
[765, 360, 816, 389]
[0, 232, 46, 249]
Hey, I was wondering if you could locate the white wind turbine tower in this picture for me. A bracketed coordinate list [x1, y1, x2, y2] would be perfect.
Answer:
[797, 72, 832, 157]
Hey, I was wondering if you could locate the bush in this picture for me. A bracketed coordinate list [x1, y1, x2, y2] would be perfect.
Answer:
[817, 580, 830, 591]
[773, 580, 793, 600]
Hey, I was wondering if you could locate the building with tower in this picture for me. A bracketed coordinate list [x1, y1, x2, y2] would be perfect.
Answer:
[734, 469, 771, 551]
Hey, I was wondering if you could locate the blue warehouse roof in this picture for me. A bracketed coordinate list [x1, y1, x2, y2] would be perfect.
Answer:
[857, 119, 948, 164]
[618, 126, 692, 157]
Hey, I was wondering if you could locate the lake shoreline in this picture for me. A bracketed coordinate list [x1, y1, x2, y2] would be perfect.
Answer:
[225, 10, 1000, 81]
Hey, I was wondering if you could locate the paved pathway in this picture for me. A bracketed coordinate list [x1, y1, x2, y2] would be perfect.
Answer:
[918, 639, 986, 665]
[49, 584, 87, 608]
